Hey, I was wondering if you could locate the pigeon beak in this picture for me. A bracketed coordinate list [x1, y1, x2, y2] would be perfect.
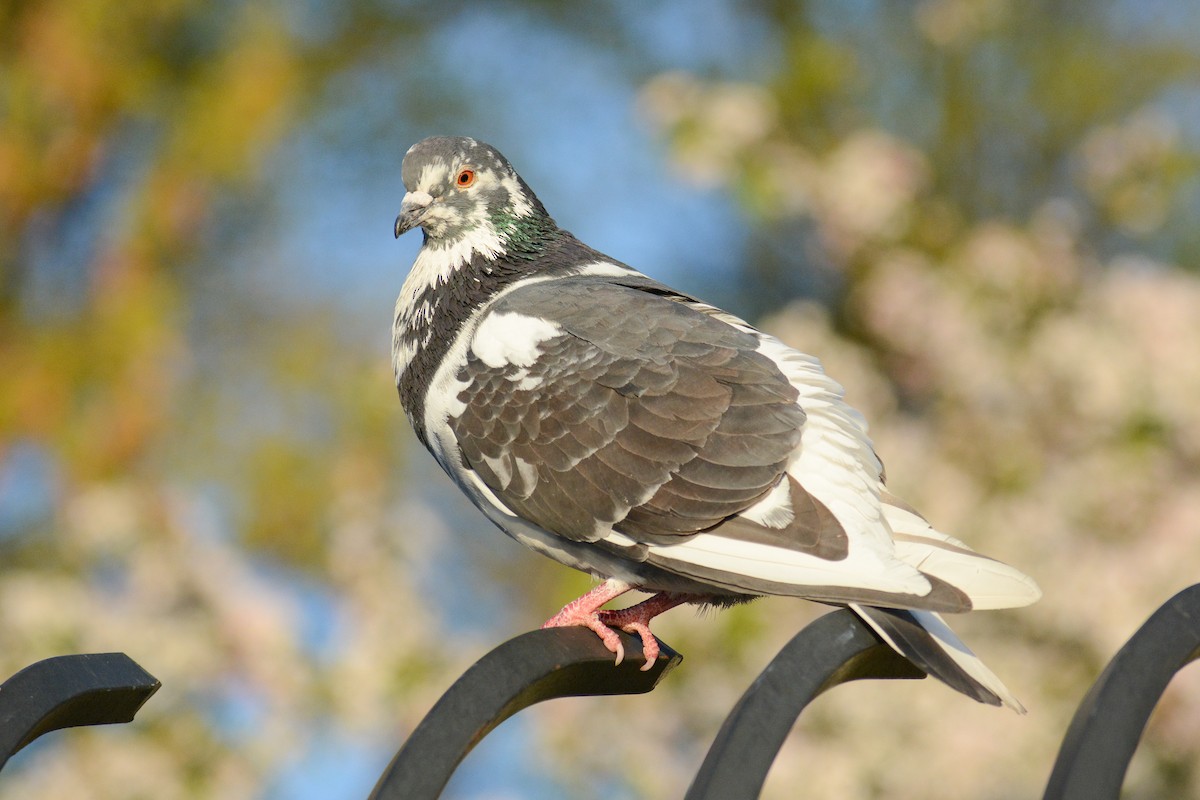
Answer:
[394, 191, 434, 238]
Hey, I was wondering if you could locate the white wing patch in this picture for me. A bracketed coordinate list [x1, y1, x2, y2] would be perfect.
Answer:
[478, 452, 539, 493]
[470, 312, 562, 369]
[649, 533, 931, 595]
[420, 275, 559, 477]
[754, 334, 893, 557]
[574, 260, 638, 278]
[738, 479, 794, 528]
[603, 530, 641, 549]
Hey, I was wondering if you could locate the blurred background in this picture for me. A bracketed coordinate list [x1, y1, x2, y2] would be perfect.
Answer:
[3, 1, 1200, 797]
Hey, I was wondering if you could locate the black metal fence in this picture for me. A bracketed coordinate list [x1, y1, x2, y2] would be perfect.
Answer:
[3, 584, 1198, 799]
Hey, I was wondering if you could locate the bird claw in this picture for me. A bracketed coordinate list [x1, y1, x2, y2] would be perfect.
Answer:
[610, 637, 625, 667]
[599, 614, 659, 670]
[542, 583, 684, 671]
[587, 617, 627, 666]
[629, 626, 660, 670]
[543, 608, 628, 664]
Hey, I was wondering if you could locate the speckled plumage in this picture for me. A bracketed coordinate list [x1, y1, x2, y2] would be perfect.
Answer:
[391, 136, 1040, 708]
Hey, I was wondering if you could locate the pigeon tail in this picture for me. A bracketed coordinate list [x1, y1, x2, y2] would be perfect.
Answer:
[881, 496, 1042, 611]
[849, 603, 1026, 713]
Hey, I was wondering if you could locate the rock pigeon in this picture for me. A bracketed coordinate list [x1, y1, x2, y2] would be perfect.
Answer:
[391, 136, 1041, 710]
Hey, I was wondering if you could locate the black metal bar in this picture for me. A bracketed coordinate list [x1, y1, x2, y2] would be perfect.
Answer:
[686, 608, 925, 800]
[1043, 583, 1200, 800]
[369, 626, 681, 800]
[0, 653, 161, 772]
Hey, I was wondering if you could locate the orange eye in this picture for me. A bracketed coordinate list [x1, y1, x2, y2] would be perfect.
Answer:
[455, 168, 476, 188]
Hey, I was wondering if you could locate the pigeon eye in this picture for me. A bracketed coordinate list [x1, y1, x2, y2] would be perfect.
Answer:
[455, 168, 476, 188]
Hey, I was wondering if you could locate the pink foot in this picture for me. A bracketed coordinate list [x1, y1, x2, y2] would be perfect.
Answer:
[544, 606, 630, 665]
[542, 579, 636, 665]
[598, 593, 693, 671]
[543, 581, 701, 670]
[602, 617, 659, 665]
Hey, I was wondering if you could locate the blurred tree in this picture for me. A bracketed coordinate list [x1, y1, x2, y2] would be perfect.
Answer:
[630, 2, 1200, 798]
[648, 0, 1200, 321]
[0, 2, 447, 796]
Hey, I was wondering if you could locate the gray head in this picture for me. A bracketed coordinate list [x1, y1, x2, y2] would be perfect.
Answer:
[393, 137, 550, 254]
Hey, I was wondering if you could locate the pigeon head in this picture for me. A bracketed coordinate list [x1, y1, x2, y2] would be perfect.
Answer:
[394, 136, 551, 258]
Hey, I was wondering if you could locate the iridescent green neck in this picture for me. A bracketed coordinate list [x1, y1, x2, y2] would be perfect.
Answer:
[494, 212, 562, 260]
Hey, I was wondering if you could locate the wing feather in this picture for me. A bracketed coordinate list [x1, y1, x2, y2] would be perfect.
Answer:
[450, 279, 804, 545]
[447, 278, 975, 610]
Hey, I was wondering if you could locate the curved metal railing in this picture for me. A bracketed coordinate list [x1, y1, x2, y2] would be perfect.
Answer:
[3, 585, 1198, 799]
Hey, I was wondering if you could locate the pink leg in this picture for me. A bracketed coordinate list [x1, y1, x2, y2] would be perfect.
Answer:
[599, 593, 697, 670]
[542, 579, 637, 665]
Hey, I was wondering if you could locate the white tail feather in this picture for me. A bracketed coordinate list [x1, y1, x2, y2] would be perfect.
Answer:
[883, 503, 1042, 610]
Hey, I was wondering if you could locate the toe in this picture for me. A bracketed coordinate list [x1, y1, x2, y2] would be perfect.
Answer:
[632, 626, 659, 668]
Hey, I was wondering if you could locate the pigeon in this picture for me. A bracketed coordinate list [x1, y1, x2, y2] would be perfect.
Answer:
[391, 136, 1041, 710]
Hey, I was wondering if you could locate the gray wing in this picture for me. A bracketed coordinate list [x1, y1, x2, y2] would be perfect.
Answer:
[450, 278, 805, 547]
